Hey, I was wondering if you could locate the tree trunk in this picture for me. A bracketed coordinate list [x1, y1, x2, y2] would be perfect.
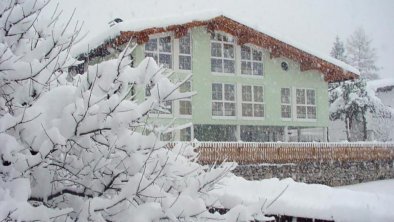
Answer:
[362, 110, 368, 141]
[345, 117, 351, 141]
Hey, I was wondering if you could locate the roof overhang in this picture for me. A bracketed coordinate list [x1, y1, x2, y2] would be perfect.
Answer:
[107, 15, 359, 82]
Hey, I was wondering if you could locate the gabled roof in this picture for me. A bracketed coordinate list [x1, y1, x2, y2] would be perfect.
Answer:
[82, 11, 359, 82]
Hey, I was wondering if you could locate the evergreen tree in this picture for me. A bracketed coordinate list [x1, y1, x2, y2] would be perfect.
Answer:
[330, 36, 347, 62]
[329, 79, 389, 141]
[346, 27, 379, 80]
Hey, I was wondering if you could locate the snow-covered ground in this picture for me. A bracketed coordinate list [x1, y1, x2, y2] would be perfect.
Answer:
[211, 175, 394, 221]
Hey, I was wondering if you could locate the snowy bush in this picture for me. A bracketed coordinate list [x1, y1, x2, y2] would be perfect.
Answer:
[0, 1, 269, 221]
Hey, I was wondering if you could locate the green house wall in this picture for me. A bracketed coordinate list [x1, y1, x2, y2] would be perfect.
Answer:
[132, 26, 329, 131]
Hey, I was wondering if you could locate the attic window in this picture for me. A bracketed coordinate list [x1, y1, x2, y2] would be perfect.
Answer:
[281, 61, 289, 71]
[145, 36, 172, 68]
[210, 32, 235, 74]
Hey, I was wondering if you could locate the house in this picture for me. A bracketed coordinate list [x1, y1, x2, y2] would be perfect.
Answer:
[78, 12, 359, 142]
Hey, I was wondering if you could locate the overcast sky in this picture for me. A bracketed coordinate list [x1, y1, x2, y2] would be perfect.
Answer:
[55, 0, 394, 79]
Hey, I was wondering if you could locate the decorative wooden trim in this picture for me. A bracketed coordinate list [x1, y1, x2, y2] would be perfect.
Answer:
[104, 15, 358, 82]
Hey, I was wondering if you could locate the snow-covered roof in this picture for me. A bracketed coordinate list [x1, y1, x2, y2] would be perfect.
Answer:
[368, 78, 394, 92]
[74, 11, 359, 81]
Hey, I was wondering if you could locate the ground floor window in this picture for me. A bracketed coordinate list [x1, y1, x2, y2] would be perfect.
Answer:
[194, 124, 237, 141]
[160, 132, 173, 141]
[180, 127, 192, 141]
[240, 126, 284, 142]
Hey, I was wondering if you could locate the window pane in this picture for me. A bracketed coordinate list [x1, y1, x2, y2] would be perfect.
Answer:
[296, 106, 306, 119]
[252, 49, 262, 61]
[212, 102, 223, 116]
[224, 103, 236, 116]
[254, 104, 264, 117]
[180, 81, 191, 93]
[253, 86, 263, 102]
[253, 62, 263, 76]
[180, 127, 191, 141]
[211, 59, 222, 72]
[211, 33, 222, 41]
[307, 106, 316, 119]
[179, 34, 191, 54]
[164, 101, 172, 114]
[242, 85, 252, 101]
[212, 84, 222, 100]
[281, 88, 290, 104]
[211, 42, 222, 57]
[225, 84, 235, 101]
[307, 90, 316, 105]
[223, 44, 234, 58]
[145, 38, 157, 51]
[241, 46, 251, 60]
[242, 103, 253, 116]
[160, 132, 172, 141]
[159, 36, 171, 52]
[241, 61, 252, 74]
[179, 55, 191, 70]
[159, 54, 172, 68]
[296, 89, 305, 104]
[281, 105, 291, 118]
[179, 101, 192, 115]
[223, 60, 235, 73]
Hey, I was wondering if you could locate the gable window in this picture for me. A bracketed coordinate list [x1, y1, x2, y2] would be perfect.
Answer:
[211, 33, 235, 74]
[179, 33, 192, 70]
[145, 36, 172, 68]
[241, 85, 264, 117]
[241, 46, 263, 76]
[281, 88, 291, 119]
[179, 81, 192, 115]
[296, 89, 316, 119]
[212, 83, 236, 116]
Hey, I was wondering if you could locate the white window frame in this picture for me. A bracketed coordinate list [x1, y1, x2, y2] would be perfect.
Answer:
[175, 32, 192, 72]
[240, 45, 264, 77]
[211, 83, 237, 119]
[178, 81, 192, 117]
[294, 88, 317, 121]
[281, 87, 292, 120]
[210, 32, 236, 75]
[240, 84, 265, 119]
[144, 32, 173, 69]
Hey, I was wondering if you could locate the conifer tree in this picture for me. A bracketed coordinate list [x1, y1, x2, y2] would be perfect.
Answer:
[346, 27, 379, 80]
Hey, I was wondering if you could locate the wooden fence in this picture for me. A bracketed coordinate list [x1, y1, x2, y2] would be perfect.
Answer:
[168, 142, 394, 164]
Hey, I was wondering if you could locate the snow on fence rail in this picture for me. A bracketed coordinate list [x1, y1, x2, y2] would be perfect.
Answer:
[167, 142, 394, 164]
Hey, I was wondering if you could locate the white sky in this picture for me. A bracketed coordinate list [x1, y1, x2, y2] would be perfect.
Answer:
[54, 0, 394, 79]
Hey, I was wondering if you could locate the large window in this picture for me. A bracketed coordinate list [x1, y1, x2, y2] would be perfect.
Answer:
[179, 81, 192, 116]
[145, 36, 172, 68]
[211, 33, 235, 74]
[281, 88, 291, 119]
[241, 46, 263, 76]
[296, 89, 316, 119]
[212, 83, 236, 116]
[241, 85, 264, 117]
[179, 33, 192, 70]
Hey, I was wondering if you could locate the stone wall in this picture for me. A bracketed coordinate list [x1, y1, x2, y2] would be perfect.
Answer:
[232, 160, 394, 186]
